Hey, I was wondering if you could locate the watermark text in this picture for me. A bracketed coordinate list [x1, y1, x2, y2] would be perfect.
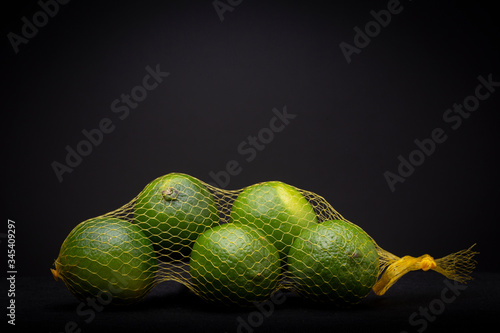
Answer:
[208, 106, 296, 188]
[384, 73, 499, 192]
[51, 64, 169, 183]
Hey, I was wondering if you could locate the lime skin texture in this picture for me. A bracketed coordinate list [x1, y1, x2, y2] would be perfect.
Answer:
[53, 217, 158, 304]
[287, 219, 379, 305]
[230, 181, 318, 261]
[134, 173, 219, 258]
[189, 223, 281, 305]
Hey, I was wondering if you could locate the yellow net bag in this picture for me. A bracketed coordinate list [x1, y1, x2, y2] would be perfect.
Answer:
[51, 172, 478, 305]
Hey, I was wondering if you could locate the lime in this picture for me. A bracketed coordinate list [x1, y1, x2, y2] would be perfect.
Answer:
[51, 217, 157, 304]
[287, 219, 379, 304]
[229, 181, 318, 260]
[189, 223, 281, 304]
[134, 173, 219, 258]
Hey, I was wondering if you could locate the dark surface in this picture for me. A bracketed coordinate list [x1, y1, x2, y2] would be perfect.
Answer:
[10, 271, 499, 333]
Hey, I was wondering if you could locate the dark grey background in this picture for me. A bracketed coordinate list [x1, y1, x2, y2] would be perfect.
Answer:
[3, 0, 499, 281]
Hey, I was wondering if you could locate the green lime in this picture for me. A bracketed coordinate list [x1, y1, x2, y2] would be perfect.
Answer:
[51, 217, 157, 304]
[287, 219, 379, 304]
[189, 223, 281, 304]
[229, 181, 318, 260]
[134, 173, 219, 258]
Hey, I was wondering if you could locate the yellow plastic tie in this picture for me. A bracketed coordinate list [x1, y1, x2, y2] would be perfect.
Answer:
[373, 244, 478, 296]
[51, 268, 59, 281]
[51, 259, 64, 282]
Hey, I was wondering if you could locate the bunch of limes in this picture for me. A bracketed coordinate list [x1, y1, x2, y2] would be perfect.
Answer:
[52, 173, 379, 305]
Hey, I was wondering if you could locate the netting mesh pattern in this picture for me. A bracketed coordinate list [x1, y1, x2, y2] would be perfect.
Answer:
[51, 172, 477, 305]
[52, 217, 158, 304]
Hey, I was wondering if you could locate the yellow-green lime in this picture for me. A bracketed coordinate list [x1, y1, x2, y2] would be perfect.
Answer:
[287, 219, 379, 304]
[189, 223, 281, 304]
[134, 173, 219, 258]
[51, 217, 157, 304]
[229, 181, 318, 260]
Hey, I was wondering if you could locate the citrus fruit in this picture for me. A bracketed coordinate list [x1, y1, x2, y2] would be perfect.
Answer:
[229, 181, 318, 260]
[287, 219, 379, 304]
[134, 173, 219, 258]
[189, 223, 281, 304]
[51, 217, 157, 304]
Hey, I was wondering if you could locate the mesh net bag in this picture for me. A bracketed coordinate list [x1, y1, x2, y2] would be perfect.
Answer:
[51, 172, 478, 305]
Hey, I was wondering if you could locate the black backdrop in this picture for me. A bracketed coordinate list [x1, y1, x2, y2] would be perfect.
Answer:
[2, 1, 500, 330]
